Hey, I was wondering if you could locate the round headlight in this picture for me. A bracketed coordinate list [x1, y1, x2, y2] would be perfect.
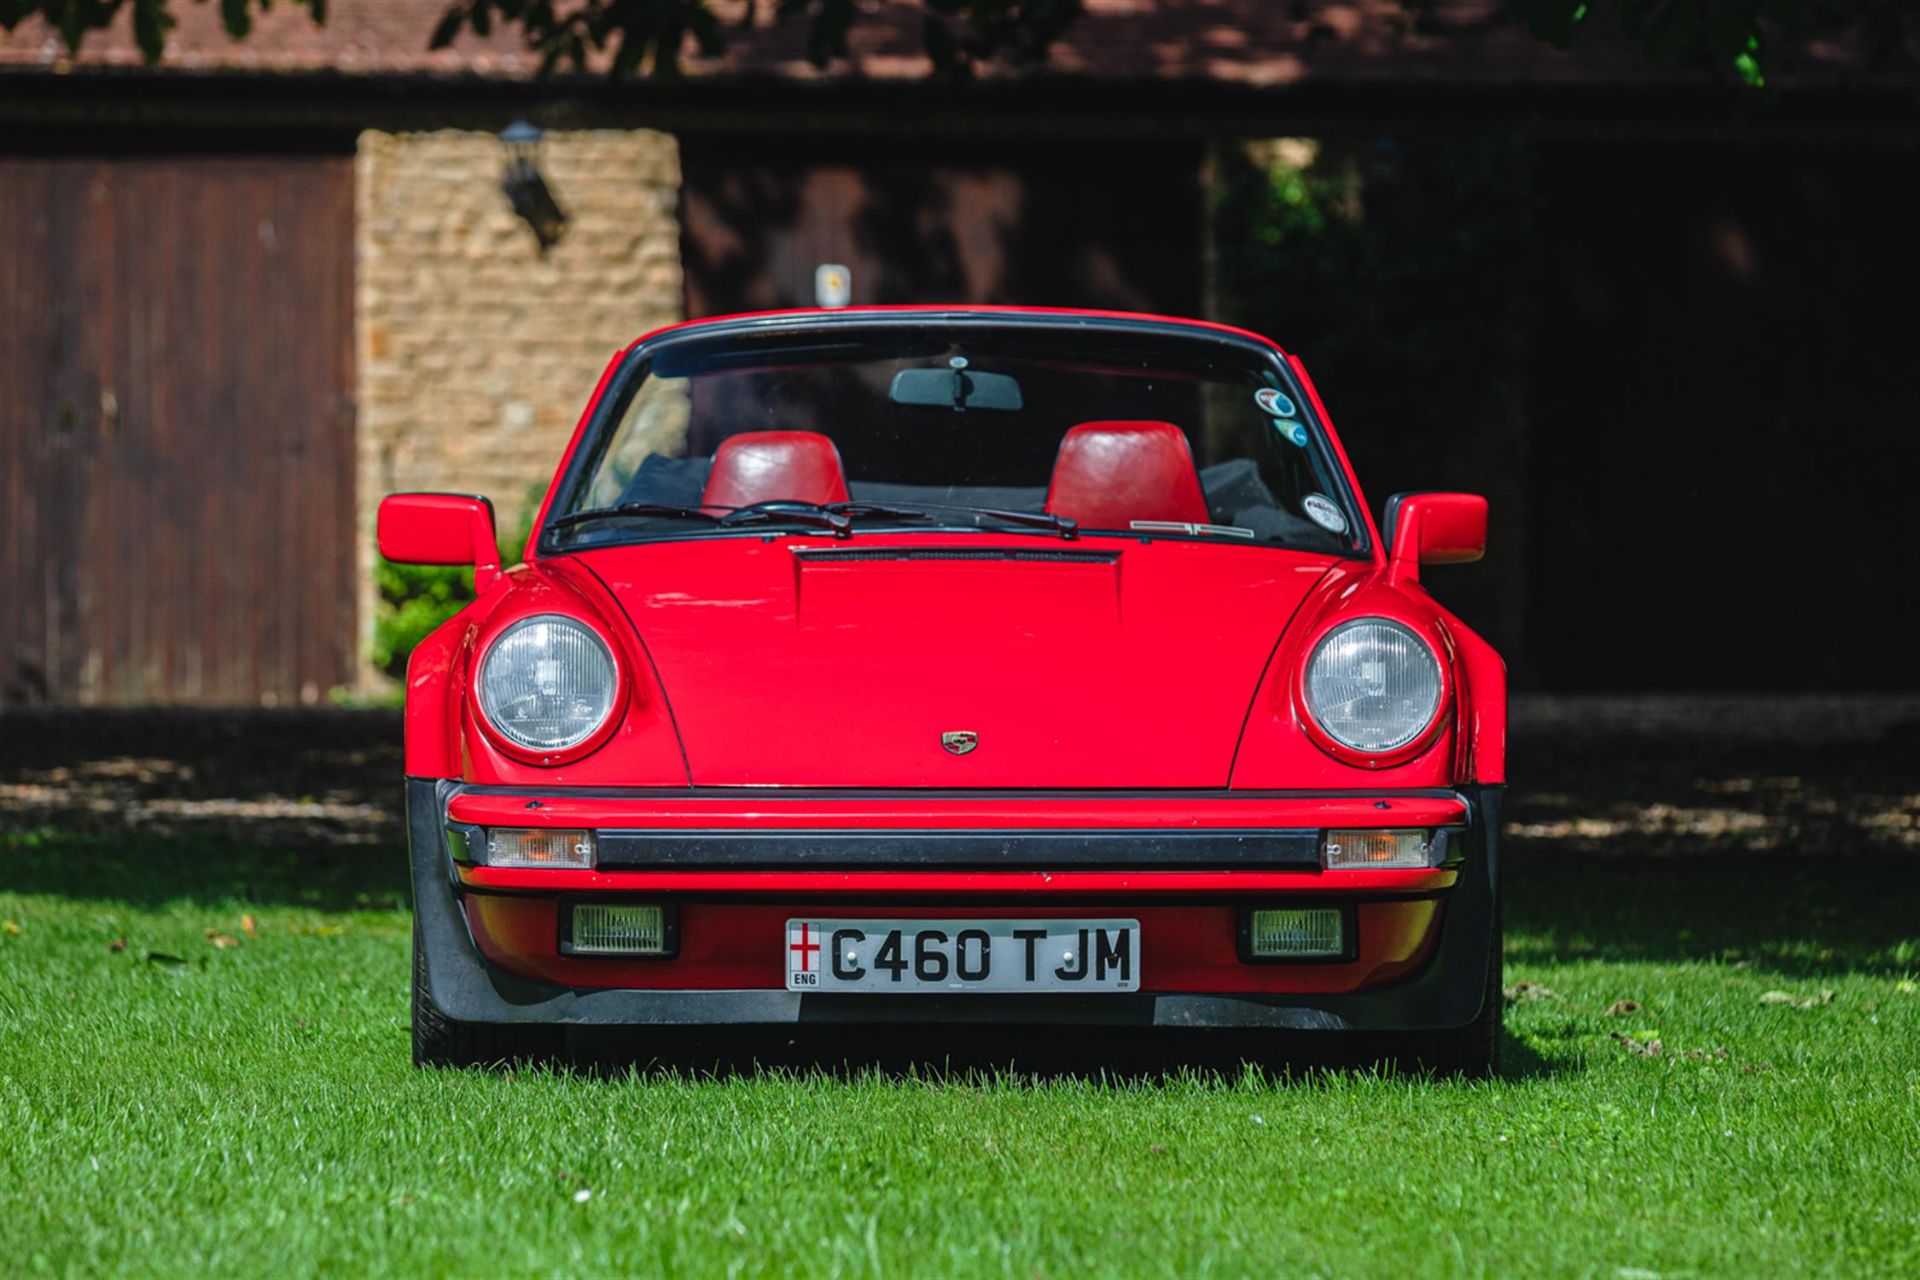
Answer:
[477, 615, 619, 753]
[1303, 618, 1443, 754]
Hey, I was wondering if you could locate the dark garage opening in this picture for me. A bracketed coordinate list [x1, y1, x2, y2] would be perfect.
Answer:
[678, 134, 1205, 320]
[1527, 136, 1920, 691]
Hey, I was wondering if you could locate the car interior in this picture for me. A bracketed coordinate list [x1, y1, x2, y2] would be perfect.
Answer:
[693, 421, 1222, 534]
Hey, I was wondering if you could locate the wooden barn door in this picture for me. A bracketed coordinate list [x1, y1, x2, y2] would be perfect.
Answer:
[679, 136, 1204, 318]
[0, 153, 356, 706]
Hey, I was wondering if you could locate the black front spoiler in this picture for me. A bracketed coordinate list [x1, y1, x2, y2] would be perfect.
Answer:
[408, 778, 1502, 1032]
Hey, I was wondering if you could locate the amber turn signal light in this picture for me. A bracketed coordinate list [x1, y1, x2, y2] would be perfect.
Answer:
[484, 827, 596, 869]
[1321, 828, 1441, 870]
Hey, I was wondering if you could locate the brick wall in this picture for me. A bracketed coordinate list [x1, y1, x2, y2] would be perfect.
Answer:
[354, 128, 683, 680]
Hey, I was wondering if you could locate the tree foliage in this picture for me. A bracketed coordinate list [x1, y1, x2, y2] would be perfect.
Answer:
[1, 0, 1085, 76]
[0, 0, 327, 63]
[1502, 0, 1916, 86]
[420, 0, 1086, 78]
[5, 0, 1914, 82]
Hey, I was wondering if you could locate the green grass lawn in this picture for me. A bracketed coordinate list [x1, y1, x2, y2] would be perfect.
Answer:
[3, 828, 1917, 1278]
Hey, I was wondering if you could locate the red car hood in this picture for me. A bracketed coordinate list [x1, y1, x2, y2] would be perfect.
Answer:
[571, 535, 1339, 788]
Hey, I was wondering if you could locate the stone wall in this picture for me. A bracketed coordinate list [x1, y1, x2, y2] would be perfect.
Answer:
[354, 128, 683, 680]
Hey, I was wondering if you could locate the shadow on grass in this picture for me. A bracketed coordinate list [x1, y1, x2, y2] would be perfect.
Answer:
[2, 829, 410, 914]
[1494, 1031, 1563, 1081]
[1503, 845, 1920, 980]
[0, 709, 405, 853]
[550, 1023, 1561, 1085]
[0, 707, 402, 780]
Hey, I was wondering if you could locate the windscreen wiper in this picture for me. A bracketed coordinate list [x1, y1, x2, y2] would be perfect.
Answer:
[550, 501, 855, 537]
[550, 499, 1073, 541]
[828, 501, 1078, 539]
[547, 502, 721, 533]
[714, 501, 853, 537]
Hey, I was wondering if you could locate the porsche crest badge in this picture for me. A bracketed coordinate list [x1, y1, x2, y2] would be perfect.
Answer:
[940, 730, 979, 756]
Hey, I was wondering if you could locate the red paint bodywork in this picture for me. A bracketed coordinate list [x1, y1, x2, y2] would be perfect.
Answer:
[377, 494, 502, 591]
[395, 307, 1506, 1004]
[569, 533, 1339, 789]
[1388, 492, 1489, 586]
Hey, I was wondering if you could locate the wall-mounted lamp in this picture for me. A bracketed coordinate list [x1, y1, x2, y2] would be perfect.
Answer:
[499, 119, 568, 253]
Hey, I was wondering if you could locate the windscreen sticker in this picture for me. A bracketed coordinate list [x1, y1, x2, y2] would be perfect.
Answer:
[1302, 494, 1347, 535]
[1255, 388, 1297, 418]
[1272, 419, 1308, 448]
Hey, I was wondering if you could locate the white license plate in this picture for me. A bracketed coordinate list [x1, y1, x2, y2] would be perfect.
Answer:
[784, 918, 1140, 993]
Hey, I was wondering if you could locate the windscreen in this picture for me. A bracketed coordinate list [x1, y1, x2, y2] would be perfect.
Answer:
[552, 321, 1363, 553]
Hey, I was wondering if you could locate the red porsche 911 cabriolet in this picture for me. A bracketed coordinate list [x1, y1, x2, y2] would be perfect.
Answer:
[381, 307, 1505, 1073]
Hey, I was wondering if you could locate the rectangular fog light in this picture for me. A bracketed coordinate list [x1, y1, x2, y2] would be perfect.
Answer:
[1322, 828, 1440, 870]
[485, 827, 595, 869]
[1246, 908, 1345, 959]
[568, 904, 670, 956]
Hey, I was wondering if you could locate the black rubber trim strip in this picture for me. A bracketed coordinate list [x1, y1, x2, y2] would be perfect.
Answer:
[593, 828, 1320, 868]
[408, 777, 1503, 1032]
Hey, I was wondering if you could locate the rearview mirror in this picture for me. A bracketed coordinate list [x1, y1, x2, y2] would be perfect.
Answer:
[377, 493, 502, 590]
[1383, 492, 1486, 584]
[889, 366, 1023, 412]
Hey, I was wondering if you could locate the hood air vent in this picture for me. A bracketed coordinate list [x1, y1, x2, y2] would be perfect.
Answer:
[793, 547, 1119, 565]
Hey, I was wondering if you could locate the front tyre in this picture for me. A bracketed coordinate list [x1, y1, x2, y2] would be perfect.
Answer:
[411, 919, 558, 1069]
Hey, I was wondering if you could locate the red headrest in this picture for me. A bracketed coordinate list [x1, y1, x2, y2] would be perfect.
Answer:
[1044, 420, 1210, 529]
[701, 431, 850, 509]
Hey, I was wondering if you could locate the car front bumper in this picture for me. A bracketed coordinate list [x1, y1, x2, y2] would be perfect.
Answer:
[408, 779, 1502, 1032]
